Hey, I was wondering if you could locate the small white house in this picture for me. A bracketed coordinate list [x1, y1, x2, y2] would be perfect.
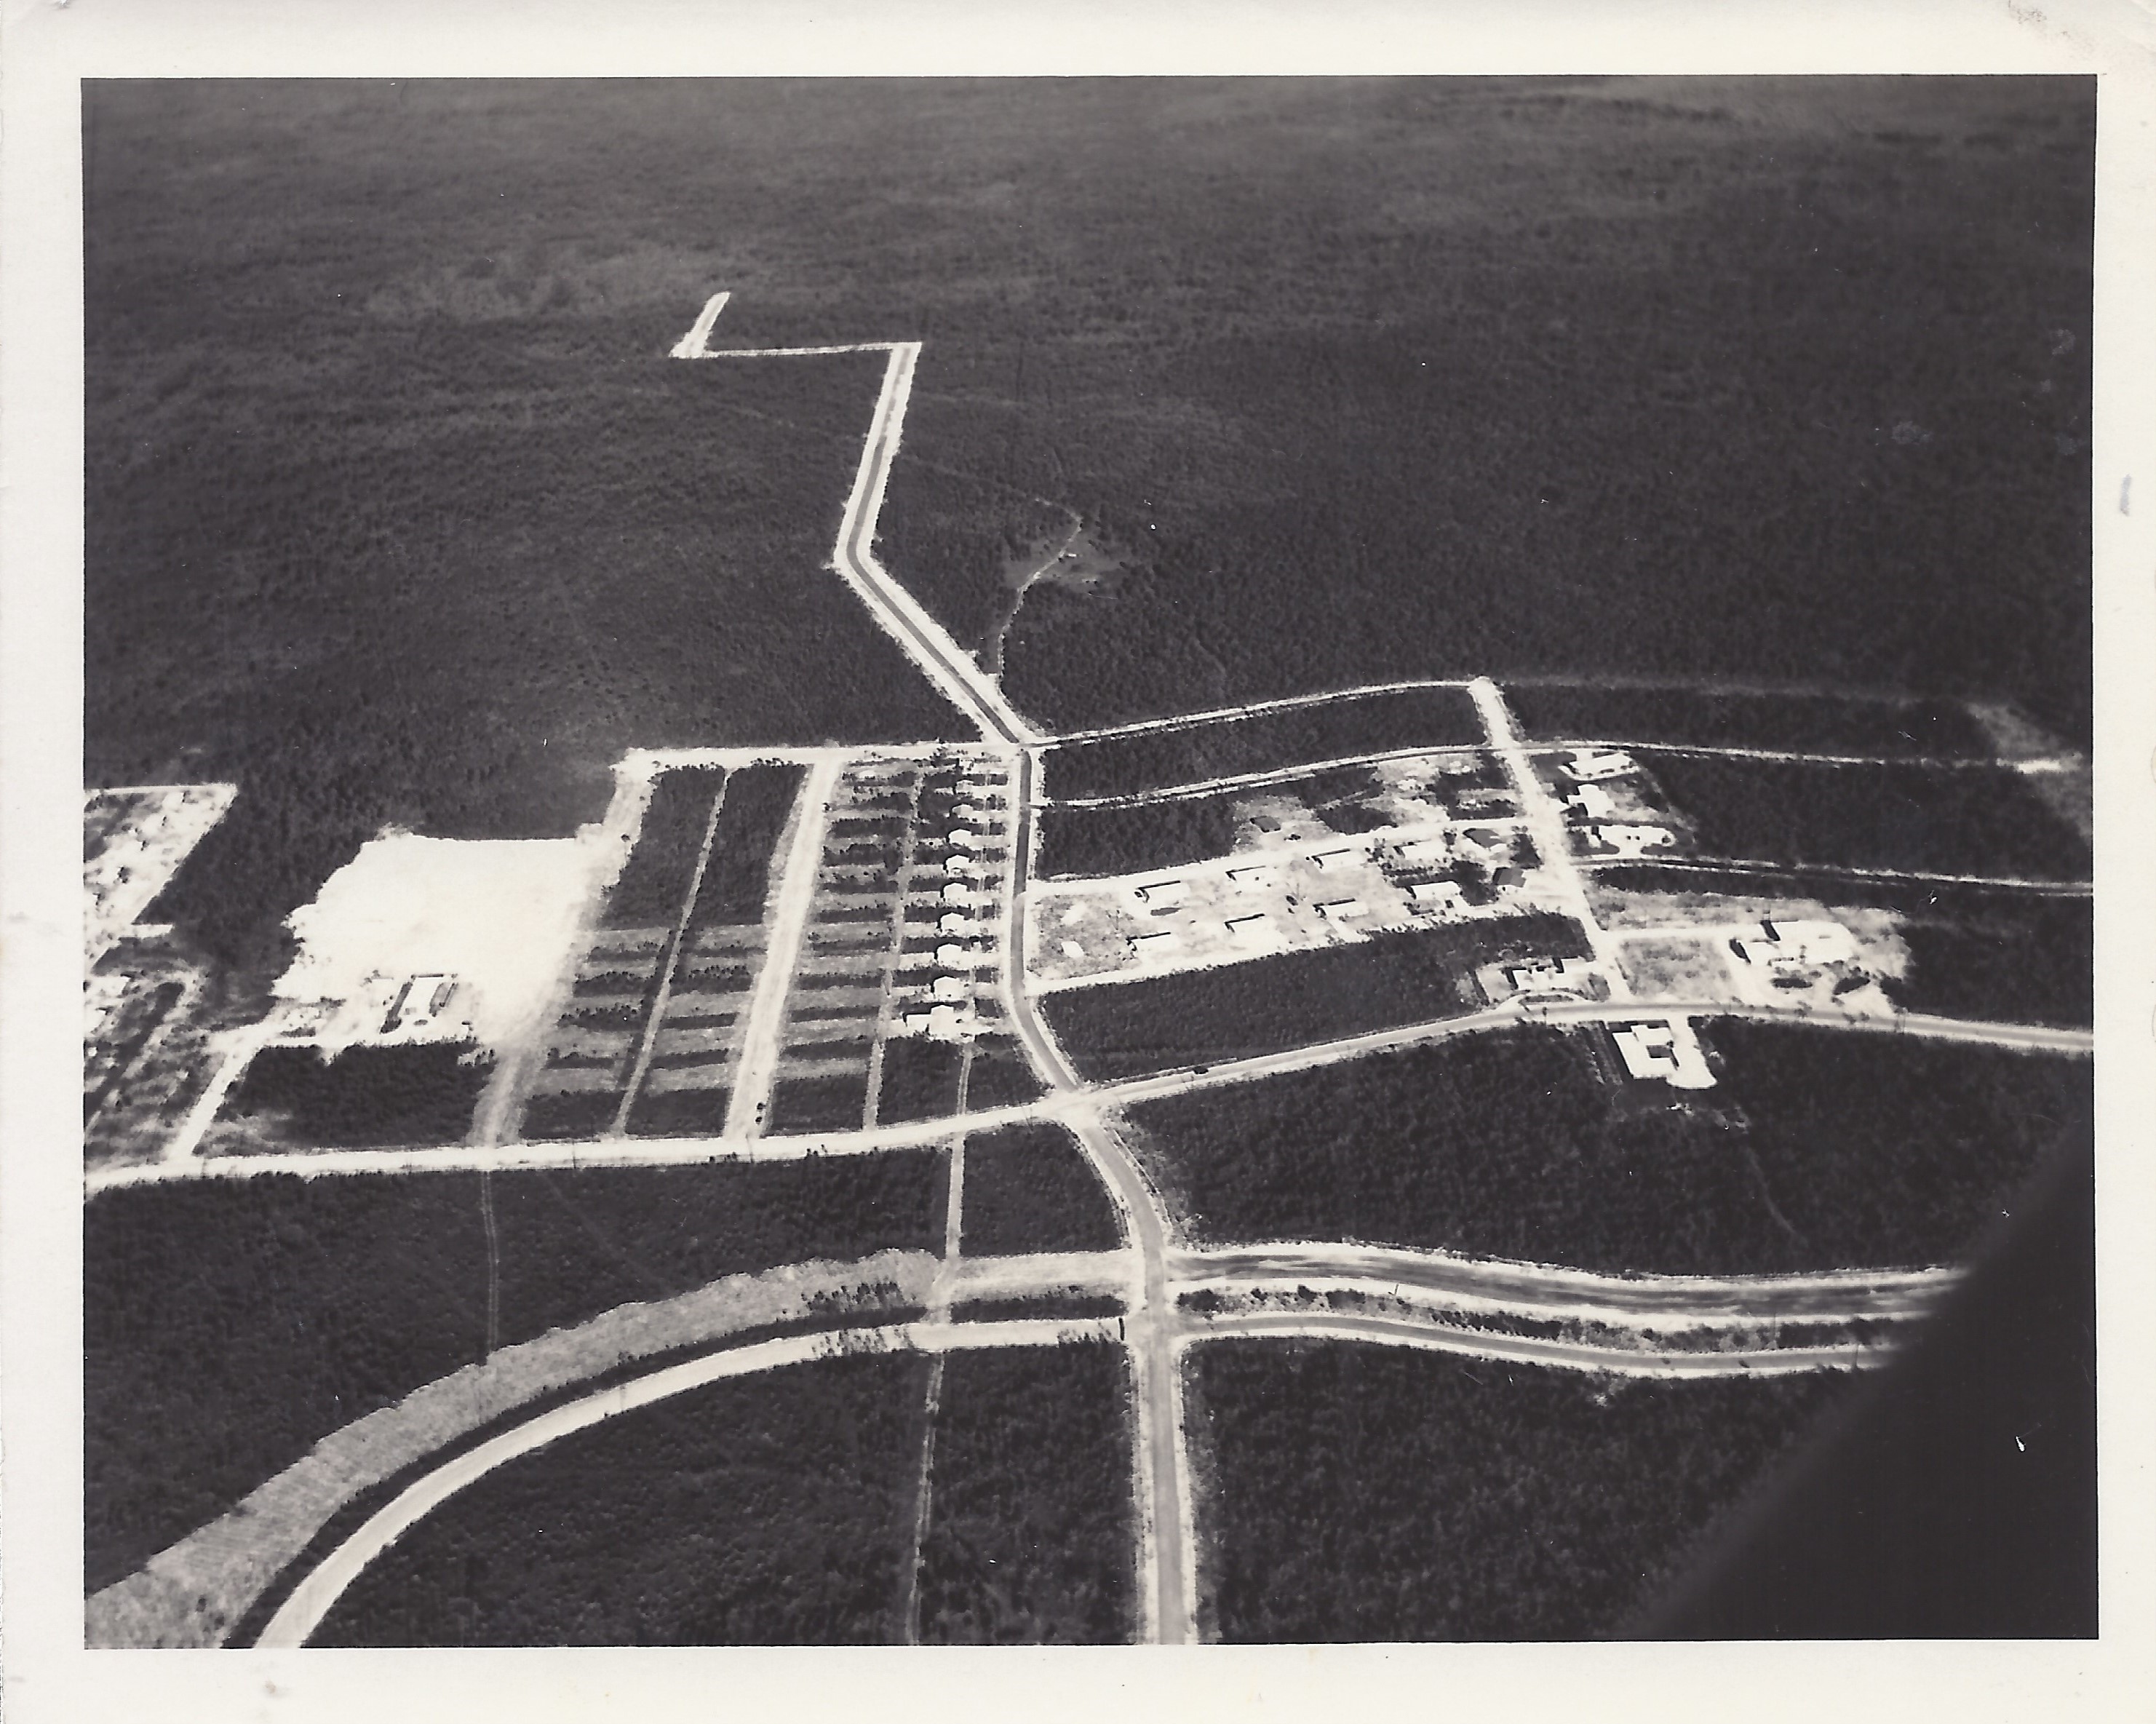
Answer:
[1567, 783, 1618, 821]
[1567, 749, 1636, 782]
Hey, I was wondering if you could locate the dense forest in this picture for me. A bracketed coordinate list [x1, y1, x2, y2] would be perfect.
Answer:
[1043, 915, 1591, 1079]
[1128, 1028, 1792, 1271]
[1035, 792, 1245, 880]
[1504, 685, 1996, 757]
[915, 1343, 1136, 1644]
[311, 1354, 929, 1645]
[871, 80, 2087, 742]
[1641, 752, 2091, 881]
[1711, 1022, 2091, 1267]
[84, 1153, 942, 1589]
[88, 86, 983, 989]
[1128, 1022, 2089, 1272]
[1041, 689, 1484, 801]
[87, 80, 2093, 986]
[218, 1041, 493, 1149]
[960, 1123, 1125, 1256]
[1188, 1340, 1847, 1640]
[1882, 895, 2091, 1028]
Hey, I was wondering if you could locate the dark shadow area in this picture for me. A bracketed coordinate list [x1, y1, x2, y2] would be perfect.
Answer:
[1634, 1128, 2096, 1637]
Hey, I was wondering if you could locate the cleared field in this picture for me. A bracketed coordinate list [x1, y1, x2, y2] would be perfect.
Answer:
[1041, 915, 1591, 1080]
[1188, 1340, 1847, 1640]
[310, 1354, 928, 1645]
[1129, 1022, 2088, 1271]
[1636, 753, 2090, 881]
[1505, 684, 1996, 758]
[1043, 688, 1484, 800]
[1590, 869, 2090, 1029]
[960, 1123, 1124, 1256]
[918, 1343, 1136, 1644]
[84, 1155, 943, 1590]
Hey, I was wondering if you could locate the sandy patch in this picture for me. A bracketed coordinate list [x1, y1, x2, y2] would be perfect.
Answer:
[277, 831, 604, 1057]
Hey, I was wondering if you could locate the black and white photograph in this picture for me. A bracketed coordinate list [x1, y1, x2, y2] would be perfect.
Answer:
[4, 4, 2154, 1720]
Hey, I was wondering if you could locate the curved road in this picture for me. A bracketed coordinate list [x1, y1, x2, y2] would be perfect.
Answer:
[255, 1314, 1119, 1650]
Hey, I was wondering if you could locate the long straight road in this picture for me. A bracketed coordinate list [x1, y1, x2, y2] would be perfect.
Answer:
[1001, 745, 1195, 1645]
[1176, 1244, 1958, 1324]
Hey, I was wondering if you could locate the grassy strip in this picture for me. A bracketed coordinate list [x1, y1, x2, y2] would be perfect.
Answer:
[229, 1297, 929, 1646]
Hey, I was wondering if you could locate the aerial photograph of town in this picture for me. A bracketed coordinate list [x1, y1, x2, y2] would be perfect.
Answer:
[74, 75, 2096, 1650]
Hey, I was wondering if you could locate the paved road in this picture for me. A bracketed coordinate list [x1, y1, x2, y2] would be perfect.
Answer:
[1190, 1312, 1895, 1378]
[253, 1313, 1120, 1650]
[1002, 745, 1196, 1645]
[94, 987, 2088, 1195]
[1176, 1244, 1957, 1324]
[1048, 743, 1491, 809]
[723, 760, 841, 1140]
[827, 342, 1042, 745]
[1051, 678, 1479, 744]
[1581, 854, 2092, 895]
[1085, 996, 2093, 1113]
[1540, 736, 2083, 774]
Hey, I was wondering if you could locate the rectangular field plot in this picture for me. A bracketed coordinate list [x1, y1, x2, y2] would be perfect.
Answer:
[960, 1122, 1125, 1256]
[84, 1154, 945, 1593]
[604, 767, 723, 926]
[1635, 753, 2090, 881]
[917, 1343, 1137, 1644]
[1044, 688, 1485, 801]
[1042, 915, 1590, 1081]
[1188, 1340, 1847, 1640]
[686, 762, 809, 932]
[1127, 1022, 2089, 1272]
[1504, 684, 1996, 758]
[310, 1353, 930, 1645]
[207, 1041, 493, 1153]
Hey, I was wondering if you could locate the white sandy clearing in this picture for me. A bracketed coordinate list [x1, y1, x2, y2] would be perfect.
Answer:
[277, 832, 602, 1057]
